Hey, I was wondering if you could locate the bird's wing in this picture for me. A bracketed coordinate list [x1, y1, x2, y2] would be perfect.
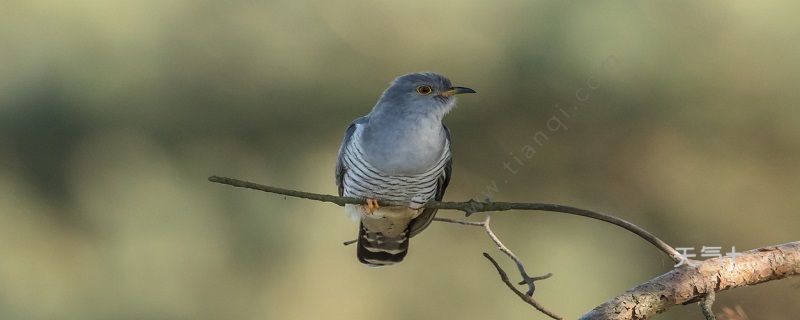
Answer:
[408, 124, 453, 238]
[335, 116, 369, 197]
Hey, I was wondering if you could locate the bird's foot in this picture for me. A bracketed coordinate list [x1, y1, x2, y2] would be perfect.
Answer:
[359, 198, 381, 216]
[366, 198, 380, 214]
[360, 199, 380, 215]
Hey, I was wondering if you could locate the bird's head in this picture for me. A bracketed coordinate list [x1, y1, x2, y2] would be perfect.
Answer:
[371, 72, 475, 120]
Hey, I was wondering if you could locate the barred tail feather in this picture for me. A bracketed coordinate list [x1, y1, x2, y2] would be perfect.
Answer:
[357, 222, 410, 267]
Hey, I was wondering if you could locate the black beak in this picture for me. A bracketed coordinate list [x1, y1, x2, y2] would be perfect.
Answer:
[439, 86, 476, 96]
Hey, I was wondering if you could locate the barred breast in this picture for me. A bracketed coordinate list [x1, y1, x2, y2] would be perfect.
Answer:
[340, 126, 450, 219]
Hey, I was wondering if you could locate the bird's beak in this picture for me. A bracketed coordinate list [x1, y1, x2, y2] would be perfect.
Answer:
[439, 86, 476, 96]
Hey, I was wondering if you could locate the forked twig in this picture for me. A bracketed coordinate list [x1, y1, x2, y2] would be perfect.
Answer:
[483, 253, 562, 320]
[437, 214, 551, 295]
[436, 214, 559, 319]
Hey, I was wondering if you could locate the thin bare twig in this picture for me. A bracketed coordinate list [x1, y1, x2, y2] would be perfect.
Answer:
[483, 253, 562, 320]
[483, 213, 550, 295]
[432, 217, 484, 226]
[208, 175, 681, 262]
[435, 214, 556, 318]
[441, 213, 553, 295]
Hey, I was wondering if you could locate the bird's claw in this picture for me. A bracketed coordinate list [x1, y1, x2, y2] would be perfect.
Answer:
[365, 198, 380, 214]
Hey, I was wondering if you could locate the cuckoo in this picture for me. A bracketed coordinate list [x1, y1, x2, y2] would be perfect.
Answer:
[335, 72, 475, 266]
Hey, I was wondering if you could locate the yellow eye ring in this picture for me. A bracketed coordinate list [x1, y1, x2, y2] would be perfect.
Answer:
[416, 85, 433, 95]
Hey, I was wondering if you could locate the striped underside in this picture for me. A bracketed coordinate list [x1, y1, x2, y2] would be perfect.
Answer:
[341, 126, 450, 266]
[341, 127, 449, 207]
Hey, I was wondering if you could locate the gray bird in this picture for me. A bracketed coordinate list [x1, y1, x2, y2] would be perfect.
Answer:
[335, 72, 475, 266]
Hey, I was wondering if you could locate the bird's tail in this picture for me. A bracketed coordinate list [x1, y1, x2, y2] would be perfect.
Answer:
[357, 222, 410, 267]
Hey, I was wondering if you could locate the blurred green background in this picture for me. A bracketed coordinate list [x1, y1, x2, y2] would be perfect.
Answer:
[2, 1, 799, 319]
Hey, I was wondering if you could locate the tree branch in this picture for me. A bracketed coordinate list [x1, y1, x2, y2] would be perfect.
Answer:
[578, 241, 800, 320]
[208, 175, 682, 262]
[209, 176, 800, 318]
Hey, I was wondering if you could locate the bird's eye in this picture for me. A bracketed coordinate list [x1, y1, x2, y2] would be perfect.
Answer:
[416, 85, 433, 95]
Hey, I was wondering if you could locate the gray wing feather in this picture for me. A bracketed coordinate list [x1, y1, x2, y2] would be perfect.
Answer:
[335, 116, 369, 197]
[408, 124, 453, 237]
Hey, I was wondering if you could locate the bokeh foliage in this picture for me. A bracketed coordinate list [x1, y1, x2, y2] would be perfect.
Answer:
[1, 1, 799, 319]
